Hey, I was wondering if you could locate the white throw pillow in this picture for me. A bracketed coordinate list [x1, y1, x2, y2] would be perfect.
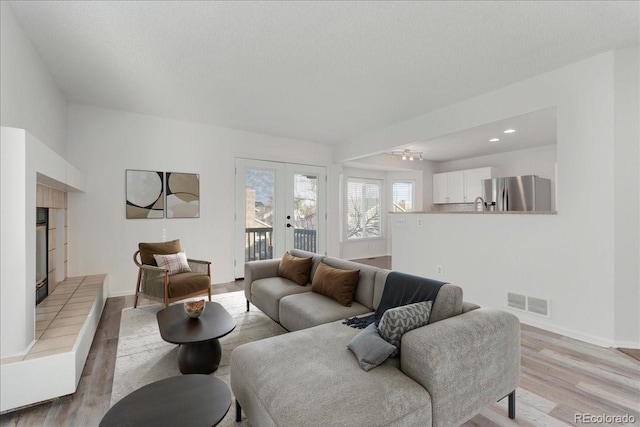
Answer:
[153, 252, 191, 275]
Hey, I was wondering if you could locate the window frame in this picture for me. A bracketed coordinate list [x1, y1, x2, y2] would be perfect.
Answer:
[346, 177, 383, 240]
[391, 180, 415, 213]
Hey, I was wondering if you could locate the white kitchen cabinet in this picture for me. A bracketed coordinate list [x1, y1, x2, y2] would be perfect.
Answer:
[433, 167, 492, 204]
[432, 173, 448, 204]
[463, 167, 492, 202]
[433, 170, 464, 203]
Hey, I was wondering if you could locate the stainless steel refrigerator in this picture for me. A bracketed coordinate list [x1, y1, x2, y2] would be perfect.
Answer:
[481, 175, 551, 211]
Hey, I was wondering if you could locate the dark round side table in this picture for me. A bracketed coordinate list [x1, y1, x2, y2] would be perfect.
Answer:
[157, 301, 237, 374]
[99, 375, 231, 427]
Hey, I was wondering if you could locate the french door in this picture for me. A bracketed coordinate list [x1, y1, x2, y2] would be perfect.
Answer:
[234, 159, 326, 278]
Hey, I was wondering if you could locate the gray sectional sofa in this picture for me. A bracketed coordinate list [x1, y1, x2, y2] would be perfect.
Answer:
[231, 250, 520, 426]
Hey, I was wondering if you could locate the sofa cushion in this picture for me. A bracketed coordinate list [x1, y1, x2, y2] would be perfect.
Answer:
[279, 292, 372, 332]
[348, 323, 396, 371]
[277, 252, 313, 286]
[289, 249, 326, 280]
[230, 321, 433, 427]
[139, 239, 182, 266]
[378, 300, 433, 355]
[251, 277, 312, 322]
[153, 252, 191, 275]
[311, 261, 360, 306]
[323, 258, 379, 309]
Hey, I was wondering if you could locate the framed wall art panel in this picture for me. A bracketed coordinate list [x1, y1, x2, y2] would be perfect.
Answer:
[126, 170, 164, 219]
[166, 172, 200, 218]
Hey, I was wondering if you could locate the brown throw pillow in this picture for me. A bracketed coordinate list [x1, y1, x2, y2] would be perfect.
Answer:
[277, 252, 313, 286]
[312, 261, 360, 306]
[139, 239, 182, 266]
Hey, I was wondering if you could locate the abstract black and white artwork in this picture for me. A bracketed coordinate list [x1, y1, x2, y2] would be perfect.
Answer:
[126, 170, 164, 219]
[165, 172, 200, 218]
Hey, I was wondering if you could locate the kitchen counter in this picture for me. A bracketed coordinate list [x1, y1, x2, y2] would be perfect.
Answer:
[390, 210, 557, 215]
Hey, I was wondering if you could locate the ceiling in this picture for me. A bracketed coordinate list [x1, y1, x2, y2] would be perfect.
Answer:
[8, 1, 639, 152]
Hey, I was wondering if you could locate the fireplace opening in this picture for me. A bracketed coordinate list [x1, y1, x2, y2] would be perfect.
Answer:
[36, 207, 48, 305]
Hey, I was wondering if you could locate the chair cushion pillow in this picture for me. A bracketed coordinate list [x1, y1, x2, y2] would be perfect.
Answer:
[311, 261, 360, 306]
[277, 252, 313, 286]
[139, 239, 182, 265]
[348, 323, 396, 371]
[153, 252, 192, 275]
[378, 300, 433, 356]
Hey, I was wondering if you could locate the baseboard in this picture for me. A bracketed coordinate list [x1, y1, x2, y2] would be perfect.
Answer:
[613, 340, 640, 350]
[517, 315, 618, 348]
[107, 289, 135, 298]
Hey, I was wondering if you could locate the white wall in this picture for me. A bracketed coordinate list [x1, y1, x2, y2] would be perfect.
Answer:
[0, 2, 68, 157]
[66, 104, 332, 296]
[613, 47, 640, 347]
[385, 50, 639, 348]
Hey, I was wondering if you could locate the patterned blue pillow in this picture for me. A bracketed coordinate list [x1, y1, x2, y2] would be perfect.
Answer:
[378, 300, 433, 356]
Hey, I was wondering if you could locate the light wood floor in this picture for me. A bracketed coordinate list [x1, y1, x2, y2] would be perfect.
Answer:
[1, 278, 638, 427]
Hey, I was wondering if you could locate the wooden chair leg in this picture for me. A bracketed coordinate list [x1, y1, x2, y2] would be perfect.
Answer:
[134, 269, 142, 308]
[164, 272, 170, 307]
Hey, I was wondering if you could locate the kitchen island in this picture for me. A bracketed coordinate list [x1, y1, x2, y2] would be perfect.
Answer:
[389, 209, 611, 350]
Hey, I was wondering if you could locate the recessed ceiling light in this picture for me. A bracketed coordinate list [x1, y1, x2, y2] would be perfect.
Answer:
[489, 138, 500, 142]
[504, 129, 516, 134]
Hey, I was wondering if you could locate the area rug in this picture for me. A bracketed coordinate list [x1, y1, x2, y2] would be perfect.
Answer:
[111, 291, 286, 426]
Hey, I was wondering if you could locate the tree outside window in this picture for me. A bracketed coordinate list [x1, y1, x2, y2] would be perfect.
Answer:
[347, 178, 381, 239]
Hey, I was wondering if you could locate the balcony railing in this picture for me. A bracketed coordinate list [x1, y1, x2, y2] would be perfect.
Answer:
[293, 228, 317, 253]
[245, 227, 317, 261]
[246, 227, 273, 261]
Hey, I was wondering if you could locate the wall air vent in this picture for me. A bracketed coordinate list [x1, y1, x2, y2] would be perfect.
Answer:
[507, 292, 550, 317]
[527, 296, 549, 316]
[507, 293, 526, 311]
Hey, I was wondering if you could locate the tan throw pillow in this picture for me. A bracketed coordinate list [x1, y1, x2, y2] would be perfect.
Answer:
[153, 252, 192, 275]
[139, 239, 182, 265]
[312, 261, 360, 306]
[277, 252, 313, 286]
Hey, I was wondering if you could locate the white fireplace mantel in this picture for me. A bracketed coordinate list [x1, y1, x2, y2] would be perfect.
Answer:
[0, 126, 86, 358]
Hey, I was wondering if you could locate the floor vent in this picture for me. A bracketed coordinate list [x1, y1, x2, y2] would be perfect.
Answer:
[507, 292, 550, 317]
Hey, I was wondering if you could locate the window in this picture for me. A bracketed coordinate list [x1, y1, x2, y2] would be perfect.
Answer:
[347, 178, 382, 239]
[392, 181, 414, 212]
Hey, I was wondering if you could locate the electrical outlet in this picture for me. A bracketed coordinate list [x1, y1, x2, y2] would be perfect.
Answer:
[417, 218, 423, 227]
[395, 218, 405, 226]
[436, 265, 444, 275]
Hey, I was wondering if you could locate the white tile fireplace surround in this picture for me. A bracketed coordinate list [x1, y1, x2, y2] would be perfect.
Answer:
[0, 127, 90, 410]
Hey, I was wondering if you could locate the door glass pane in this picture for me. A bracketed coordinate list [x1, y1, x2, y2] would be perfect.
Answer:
[293, 174, 318, 252]
[245, 170, 274, 261]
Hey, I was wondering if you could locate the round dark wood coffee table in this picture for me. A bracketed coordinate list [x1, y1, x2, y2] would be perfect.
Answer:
[157, 301, 237, 374]
[100, 375, 231, 427]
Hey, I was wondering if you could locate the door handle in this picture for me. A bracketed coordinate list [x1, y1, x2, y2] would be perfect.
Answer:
[286, 223, 292, 228]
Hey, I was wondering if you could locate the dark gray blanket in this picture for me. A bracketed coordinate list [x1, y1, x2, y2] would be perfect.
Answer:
[344, 271, 446, 329]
